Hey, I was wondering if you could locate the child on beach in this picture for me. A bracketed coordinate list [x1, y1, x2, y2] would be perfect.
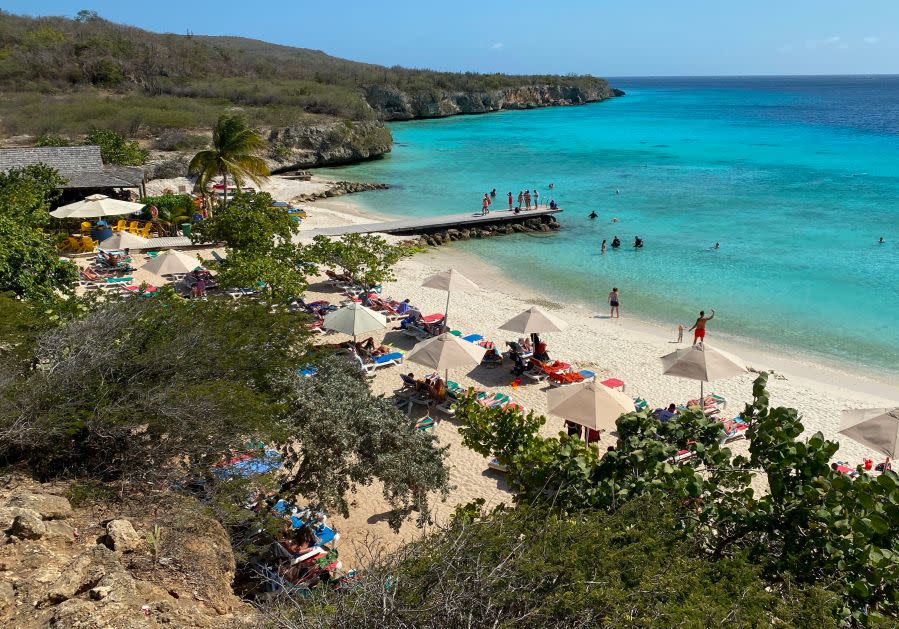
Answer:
[677, 324, 684, 343]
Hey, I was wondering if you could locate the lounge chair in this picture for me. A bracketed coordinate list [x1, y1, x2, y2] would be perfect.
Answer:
[415, 415, 436, 431]
[600, 378, 626, 391]
[548, 369, 596, 387]
[462, 333, 483, 343]
[112, 219, 127, 233]
[478, 392, 511, 408]
[127, 220, 140, 234]
[487, 457, 509, 473]
[353, 350, 403, 373]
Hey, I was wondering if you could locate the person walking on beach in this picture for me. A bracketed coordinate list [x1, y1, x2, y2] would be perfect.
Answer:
[524, 190, 531, 210]
[689, 309, 715, 345]
[508, 192, 513, 210]
[608, 287, 620, 318]
[600, 239, 606, 254]
[677, 324, 684, 343]
[533, 189, 539, 208]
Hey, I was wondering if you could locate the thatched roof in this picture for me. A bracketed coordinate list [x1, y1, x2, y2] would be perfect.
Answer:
[0, 146, 144, 188]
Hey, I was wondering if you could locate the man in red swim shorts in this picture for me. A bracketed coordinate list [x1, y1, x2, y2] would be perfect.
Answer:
[689, 309, 715, 345]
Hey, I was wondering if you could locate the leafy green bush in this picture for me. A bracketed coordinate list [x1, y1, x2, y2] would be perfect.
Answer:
[288, 497, 838, 628]
[306, 233, 413, 285]
[34, 133, 70, 147]
[454, 375, 899, 624]
[83, 128, 148, 165]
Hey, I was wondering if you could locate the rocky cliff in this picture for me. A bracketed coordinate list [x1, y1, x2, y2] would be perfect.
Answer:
[365, 83, 623, 121]
[267, 120, 393, 172]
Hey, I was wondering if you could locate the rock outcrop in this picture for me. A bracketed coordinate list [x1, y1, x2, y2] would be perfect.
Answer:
[267, 120, 393, 171]
[365, 83, 622, 121]
[0, 478, 257, 628]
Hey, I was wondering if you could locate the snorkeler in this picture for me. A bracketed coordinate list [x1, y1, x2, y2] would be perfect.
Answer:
[611, 236, 621, 248]
[589, 211, 598, 219]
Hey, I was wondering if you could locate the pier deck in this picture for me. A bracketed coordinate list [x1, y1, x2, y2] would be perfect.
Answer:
[298, 207, 563, 239]
[118, 207, 562, 250]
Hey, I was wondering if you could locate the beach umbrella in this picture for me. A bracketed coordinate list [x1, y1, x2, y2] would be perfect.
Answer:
[499, 306, 567, 335]
[839, 407, 899, 459]
[405, 332, 486, 380]
[323, 303, 387, 342]
[421, 268, 479, 328]
[142, 249, 204, 275]
[50, 194, 145, 219]
[99, 231, 153, 250]
[547, 380, 634, 435]
[129, 268, 168, 288]
[660, 343, 747, 400]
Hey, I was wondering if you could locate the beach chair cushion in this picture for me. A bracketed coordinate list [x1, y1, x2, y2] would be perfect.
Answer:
[374, 351, 403, 365]
[462, 333, 483, 343]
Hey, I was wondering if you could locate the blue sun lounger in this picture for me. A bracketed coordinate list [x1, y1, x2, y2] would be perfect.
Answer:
[462, 334, 483, 343]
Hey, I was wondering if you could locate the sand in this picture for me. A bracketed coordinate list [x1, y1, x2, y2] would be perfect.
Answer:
[294, 190, 899, 567]
[125, 176, 899, 566]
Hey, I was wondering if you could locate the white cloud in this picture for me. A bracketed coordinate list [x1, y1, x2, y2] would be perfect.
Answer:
[864, 36, 880, 44]
[490, 42, 504, 50]
[805, 35, 843, 50]
[824, 36, 841, 45]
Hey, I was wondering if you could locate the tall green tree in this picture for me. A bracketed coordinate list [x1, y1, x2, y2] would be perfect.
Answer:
[0, 165, 77, 299]
[188, 114, 270, 206]
[306, 233, 414, 285]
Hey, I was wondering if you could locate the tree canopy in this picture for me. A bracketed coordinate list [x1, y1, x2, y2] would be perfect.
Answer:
[306, 233, 414, 286]
[188, 114, 269, 204]
[0, 164, 77, 299]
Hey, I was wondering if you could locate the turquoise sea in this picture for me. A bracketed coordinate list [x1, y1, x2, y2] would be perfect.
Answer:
[318, 76, 899, 374]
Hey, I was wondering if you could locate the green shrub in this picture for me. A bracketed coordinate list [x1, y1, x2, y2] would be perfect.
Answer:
[34, 133, 70, 147]
[83, 128, 148, 165]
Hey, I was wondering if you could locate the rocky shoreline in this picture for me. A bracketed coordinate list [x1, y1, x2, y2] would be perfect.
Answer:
[293, 180, 389, 203]
[409, 214, 560, 247]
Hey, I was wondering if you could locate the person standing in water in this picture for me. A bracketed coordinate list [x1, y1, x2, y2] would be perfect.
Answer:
[879, 236, 885, 244]
[589, 210, 598, 219]
[508, 192, 513, 210]
[490, 188, 496, 199]
[601, 239, 606, 254]
[689, 309, 715, 345]
[608, 287, 620, 318]
[533, 189, 539, 208]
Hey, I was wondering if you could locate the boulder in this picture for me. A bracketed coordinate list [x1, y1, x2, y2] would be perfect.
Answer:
[105, 520, 141, 553]
[9, 493, 73, 520]
[9, 512, 46, 540]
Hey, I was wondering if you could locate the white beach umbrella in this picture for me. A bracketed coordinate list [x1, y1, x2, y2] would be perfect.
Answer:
[499, 306, 567, 335]
[142, 250, 204, 275]
[839, 407, 899, 459]
[421, 267, 479, 328]
[99, 231, 153, 250]
[660, 343, 747, 400]
[129, 268, 168, 288]
[405, 332, 486, 379]
[547, 380, 634, 434]
[50, 194, 144, 219]
[323, 303, 387, 342]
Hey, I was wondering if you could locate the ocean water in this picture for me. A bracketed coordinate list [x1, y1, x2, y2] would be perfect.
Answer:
[317, 76, 899, 374]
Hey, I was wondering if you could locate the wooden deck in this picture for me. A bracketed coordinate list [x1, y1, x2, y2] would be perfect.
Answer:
[130, 207, 562, 250]
[297, 207, 562, 239]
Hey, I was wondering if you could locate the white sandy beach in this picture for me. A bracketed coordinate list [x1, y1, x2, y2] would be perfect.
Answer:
[134, 176, 898, 565]
[289, 188, 899, 566]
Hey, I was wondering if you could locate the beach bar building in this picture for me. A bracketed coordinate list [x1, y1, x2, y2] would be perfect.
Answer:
[0, 146, 146, 204]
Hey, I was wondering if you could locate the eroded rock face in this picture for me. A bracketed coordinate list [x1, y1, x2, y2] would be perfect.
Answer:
[0, 478, 257, 628]
[268, 120, 393, 170]
[365, 83, 622, 121]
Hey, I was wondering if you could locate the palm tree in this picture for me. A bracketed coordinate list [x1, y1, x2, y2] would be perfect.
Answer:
[189, 115, 270, 207]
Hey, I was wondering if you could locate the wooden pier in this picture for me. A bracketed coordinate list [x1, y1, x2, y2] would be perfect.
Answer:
[126, 207, 563, 250]
[298, 207, 563, 239]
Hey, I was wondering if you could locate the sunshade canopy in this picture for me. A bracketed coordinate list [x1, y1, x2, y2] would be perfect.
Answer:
[98, 231, 153, 250]
[405, 332, 486, 371]
[142, 249, 204, 275]
[323, 303, 387, 338]
[660, 344, 747, 383]
[129, 268, 167, 287]
[839, 407, 899, 458]
[50, 194, 145, 219]
[421, 267, 480, 293]
[499, 306, 567, 334]
[547, 380, 634, 432]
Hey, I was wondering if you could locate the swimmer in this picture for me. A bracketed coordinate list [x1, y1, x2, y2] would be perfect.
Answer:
[611, 236, 621, 248]
[611, 217, 619, 223]
[588, 211, 598, 219]
[714, 242, 720, 249]
[601, 239, 606, 254]
[879, 236, 885, 244]
[616, 188, 620, 195]
[633, 236, 644, 249]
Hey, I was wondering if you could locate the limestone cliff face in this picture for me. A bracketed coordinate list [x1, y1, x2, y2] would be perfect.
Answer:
[266, 120, 393, 172]
[365, 83, 623, 121]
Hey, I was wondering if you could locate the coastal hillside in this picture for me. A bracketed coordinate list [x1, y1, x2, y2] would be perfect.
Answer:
[0, 10, 620, 167]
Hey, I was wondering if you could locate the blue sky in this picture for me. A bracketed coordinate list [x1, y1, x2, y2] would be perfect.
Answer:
[7, 1, 899, 76]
